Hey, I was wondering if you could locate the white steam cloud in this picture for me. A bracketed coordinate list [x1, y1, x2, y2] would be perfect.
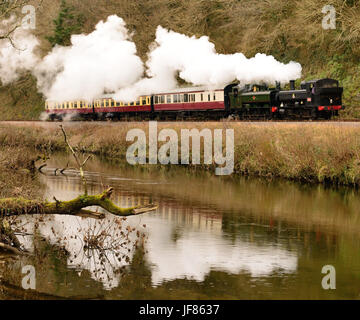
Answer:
[0, 17, 39, 85]
[0, 15, 302, 102]
[35, 15, 144, 102]
[115, 26, 302, 101]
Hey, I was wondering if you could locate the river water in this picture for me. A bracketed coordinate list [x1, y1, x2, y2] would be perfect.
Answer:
[1, 154, 360, 299]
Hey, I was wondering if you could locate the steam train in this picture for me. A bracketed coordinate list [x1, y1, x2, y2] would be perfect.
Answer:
[45, 78, 344, 121]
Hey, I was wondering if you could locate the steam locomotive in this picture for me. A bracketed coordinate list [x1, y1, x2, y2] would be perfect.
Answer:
[45, 78, 344, 121]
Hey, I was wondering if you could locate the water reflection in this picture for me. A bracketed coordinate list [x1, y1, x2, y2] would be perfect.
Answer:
[42, 174, 298, 287]
[1, 155, 360, 299]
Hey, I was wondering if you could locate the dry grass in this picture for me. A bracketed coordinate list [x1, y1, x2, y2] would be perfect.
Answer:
[3, 122, 360, 186]
[0, 146, 43, 199]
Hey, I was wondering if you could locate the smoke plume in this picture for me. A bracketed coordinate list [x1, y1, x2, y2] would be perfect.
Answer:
[34, 15, 144, 102]
[0, 17, 39, 85]
[0, 15, 302, 102]
[115, 26, 302, 101]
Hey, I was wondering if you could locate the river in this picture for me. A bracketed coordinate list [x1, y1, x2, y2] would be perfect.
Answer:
[1, 154, 360, 299]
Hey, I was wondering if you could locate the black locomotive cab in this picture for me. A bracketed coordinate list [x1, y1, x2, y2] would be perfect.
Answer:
[300, 78, 343, 118]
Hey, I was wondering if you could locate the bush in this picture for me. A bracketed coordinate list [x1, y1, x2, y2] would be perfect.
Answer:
[46, 0, 85, 47]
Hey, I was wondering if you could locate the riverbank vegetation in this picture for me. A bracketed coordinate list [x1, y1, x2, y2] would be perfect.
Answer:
[2, 122, 360, 186]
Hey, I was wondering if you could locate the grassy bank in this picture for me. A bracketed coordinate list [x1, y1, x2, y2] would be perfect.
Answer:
[1, 0, 360, 120]
[2, 122, 360, 186]
[0, 144, 43, 199]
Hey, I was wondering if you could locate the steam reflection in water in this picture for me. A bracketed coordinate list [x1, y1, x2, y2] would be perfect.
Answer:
[33, 170, 298, 289]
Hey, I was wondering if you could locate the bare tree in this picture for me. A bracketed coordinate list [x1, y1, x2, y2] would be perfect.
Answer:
[0, 0, 42, 45]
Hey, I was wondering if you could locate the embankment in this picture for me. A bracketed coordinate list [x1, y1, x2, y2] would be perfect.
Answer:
[2, 122, 360, 186]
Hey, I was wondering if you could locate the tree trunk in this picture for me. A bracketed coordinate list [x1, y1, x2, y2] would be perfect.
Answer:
[0, 188, 157, 254]
[0, 188, 157, 218]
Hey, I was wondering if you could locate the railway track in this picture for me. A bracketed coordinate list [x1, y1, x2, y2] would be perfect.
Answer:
[2, 119, 360, 127]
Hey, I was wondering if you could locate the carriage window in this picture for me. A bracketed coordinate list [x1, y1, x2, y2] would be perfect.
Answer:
[142, 98, 146, 105]
[214, 93, 216, 101]
[208, 94, 211, 102]
[136, 101, 140, 106]
[111, 100, 115, 107]
[155, 96, 158, 104]
[130, 102, 134, 106]
[116, 102, 121, 107]
[161, 95, 165, 104]
[201, 94, 203, 102]
[167, 95, 171, 103]
[184, 94, 189, 103]
[173, 95, 178, 103]
[191, 94, 195, 102]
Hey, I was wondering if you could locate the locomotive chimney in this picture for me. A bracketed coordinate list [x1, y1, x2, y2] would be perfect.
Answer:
[290, 80, 295, 90]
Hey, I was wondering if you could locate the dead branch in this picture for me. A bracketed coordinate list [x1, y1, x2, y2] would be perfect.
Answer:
[60, 125, 90, 194]
[0, 187, 158, 218]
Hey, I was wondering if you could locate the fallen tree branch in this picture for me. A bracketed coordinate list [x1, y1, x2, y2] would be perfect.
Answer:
[0, 187, 158, 218]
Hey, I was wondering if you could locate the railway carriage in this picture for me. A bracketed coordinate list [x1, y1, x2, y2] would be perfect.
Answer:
[45, 78, 344, 121]
[153, 87, 224, 112]
[93, 95, 152, 116]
